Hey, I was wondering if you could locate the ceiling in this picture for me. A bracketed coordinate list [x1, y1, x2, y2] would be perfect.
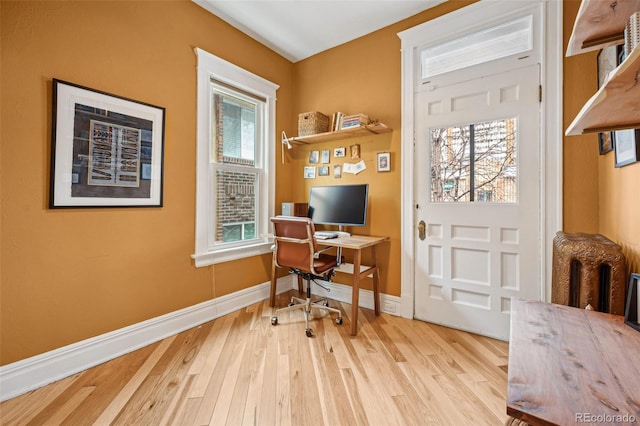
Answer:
[193, 0, 446, 62]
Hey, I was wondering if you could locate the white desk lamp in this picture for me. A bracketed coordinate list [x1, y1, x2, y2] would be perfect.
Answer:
[281, 130, 293, 164]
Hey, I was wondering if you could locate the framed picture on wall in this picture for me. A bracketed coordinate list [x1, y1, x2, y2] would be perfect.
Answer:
[350, 144, 360, 159]
[614, 129, 640, 167]
[597, 46, 618, 155]
[321, 149, 330, 163]
[377, 152, 390, 172]
[599, 132, 614, 154]
[50, 79, 165, 208]
[304, 166, 316, 179]
[624, 273, 640, 332]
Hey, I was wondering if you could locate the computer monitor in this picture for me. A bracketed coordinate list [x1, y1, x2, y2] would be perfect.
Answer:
[307, 184, 369, 230]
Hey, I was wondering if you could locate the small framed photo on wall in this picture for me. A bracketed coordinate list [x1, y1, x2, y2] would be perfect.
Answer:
[333, 164, 342, 178]
[304, 166, 316, 179]
[309, 150, 319, 164]
[318, 166, 329, 176]
[321, 149, 330, 163]
[599, 132, 614, 154]
[350, 144, 360, 159]
[377, 152, 390, 172]
[334, 147, 346, 158]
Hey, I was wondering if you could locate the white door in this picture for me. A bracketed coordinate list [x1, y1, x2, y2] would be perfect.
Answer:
[414, 64, 541, 341]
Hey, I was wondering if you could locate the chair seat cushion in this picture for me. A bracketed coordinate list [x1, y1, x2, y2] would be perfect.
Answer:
[313, 253, 338, 274]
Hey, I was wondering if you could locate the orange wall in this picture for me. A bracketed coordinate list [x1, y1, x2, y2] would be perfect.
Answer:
[0, 0, 294, 365]
[563, 2, 640, 274]
[563, 1, 600, 234]
[2, 0, 629, 367]
[289, 1, 474, 295]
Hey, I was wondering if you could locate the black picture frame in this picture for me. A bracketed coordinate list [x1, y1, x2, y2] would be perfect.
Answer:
[50, 79, 165, 208]
[599, 131, 614, 154]
[624, 273, 640, 332]
[614, 129, 640, 167]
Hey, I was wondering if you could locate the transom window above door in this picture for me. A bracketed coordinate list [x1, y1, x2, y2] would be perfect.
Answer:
[420, 15, 533, 80]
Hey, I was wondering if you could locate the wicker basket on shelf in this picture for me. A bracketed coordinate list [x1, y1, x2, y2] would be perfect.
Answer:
[298, 111, 329, 136]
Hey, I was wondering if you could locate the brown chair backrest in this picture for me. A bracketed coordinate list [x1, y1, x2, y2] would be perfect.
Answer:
[271, 216, 318, 273]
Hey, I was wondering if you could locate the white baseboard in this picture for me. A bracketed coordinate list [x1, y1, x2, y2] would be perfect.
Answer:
[0, 275, 399, 402]
[309, 278, 402, 315]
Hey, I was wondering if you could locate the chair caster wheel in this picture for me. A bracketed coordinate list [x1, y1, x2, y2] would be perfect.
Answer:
[288, 302, 295, 307]
[306, 328, 313, 337]
[323, 301, 329, 307]
[271, 317, 278, 326]
[336, 317, 343, 325]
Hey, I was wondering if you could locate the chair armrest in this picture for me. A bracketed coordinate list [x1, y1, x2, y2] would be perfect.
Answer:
[274, 236, 309, 244]
[316, 246, 334, 254]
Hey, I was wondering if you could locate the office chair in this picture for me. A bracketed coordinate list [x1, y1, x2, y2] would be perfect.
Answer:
[270, 215, 343, 337]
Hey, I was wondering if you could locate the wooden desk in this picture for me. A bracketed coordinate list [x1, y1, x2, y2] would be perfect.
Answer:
[269, 234, 388, 336]
[317, 235, 388, 336]
[507, 299, 640, 425]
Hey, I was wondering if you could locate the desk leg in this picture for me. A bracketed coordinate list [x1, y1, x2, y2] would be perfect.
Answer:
[351, 249, 362, 336]
[371, 245, 380, 316]
[270, 258, 277, 308]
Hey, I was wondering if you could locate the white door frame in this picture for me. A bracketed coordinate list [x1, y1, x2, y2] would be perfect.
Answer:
[397, 0, 563, 319]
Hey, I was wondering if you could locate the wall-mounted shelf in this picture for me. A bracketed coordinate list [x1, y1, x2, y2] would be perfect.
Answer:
[565, 0, 640, 135]
[289, 122, 391, 145]
[566, 26, 640, 135]
[566, 0, 640, 56]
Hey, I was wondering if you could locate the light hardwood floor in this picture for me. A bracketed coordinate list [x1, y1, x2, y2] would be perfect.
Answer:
[0, 291, 510, 425]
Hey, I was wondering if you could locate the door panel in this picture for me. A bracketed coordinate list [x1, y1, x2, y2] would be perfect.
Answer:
[414, 65, 540, 341]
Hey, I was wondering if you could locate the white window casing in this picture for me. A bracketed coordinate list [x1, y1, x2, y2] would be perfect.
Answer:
[193, 48, 278, 267]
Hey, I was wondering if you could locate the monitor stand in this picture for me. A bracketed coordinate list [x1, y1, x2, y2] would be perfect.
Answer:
[334, 227, 350, 267]
[335, 226, 350, 238]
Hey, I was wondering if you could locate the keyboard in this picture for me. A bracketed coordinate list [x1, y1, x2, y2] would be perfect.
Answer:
[314, 231, 338, 240]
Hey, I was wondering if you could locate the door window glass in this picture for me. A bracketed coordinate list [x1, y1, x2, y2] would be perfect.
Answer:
[430, 118, 517, 203]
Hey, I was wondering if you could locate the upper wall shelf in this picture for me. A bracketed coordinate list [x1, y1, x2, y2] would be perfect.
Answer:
[289, 123, 391, 145]
[566, 0, 640, 56]
[566, 43, 640, 135]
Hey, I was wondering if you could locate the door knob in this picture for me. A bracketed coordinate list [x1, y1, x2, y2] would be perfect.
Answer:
[418, 220, 426, 240]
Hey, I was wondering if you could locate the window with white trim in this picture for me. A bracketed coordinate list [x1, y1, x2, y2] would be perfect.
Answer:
[193, 48, 278, 267]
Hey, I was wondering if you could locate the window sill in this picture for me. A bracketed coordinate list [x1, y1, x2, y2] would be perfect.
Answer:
[191, 240, 273, 267]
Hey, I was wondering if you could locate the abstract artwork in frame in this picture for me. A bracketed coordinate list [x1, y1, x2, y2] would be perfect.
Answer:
[50, 79, 165, 207]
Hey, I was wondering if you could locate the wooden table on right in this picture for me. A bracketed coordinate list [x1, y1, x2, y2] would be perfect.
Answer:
[507, 298, 640, 425]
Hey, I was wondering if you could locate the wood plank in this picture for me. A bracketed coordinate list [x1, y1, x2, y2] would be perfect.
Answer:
[566, 45, 640, 135]
[566, 0, 640, 56]
[93, 336, 176, 425]
[1, 291, 510, 426]
[41, 385, 95, 425]
[25, 341, 160, 425]
[0, 373, 80, 424]
[507, 299, 640, 425]
[112, 323, 213, 425]
[289, 123, 391, 145]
